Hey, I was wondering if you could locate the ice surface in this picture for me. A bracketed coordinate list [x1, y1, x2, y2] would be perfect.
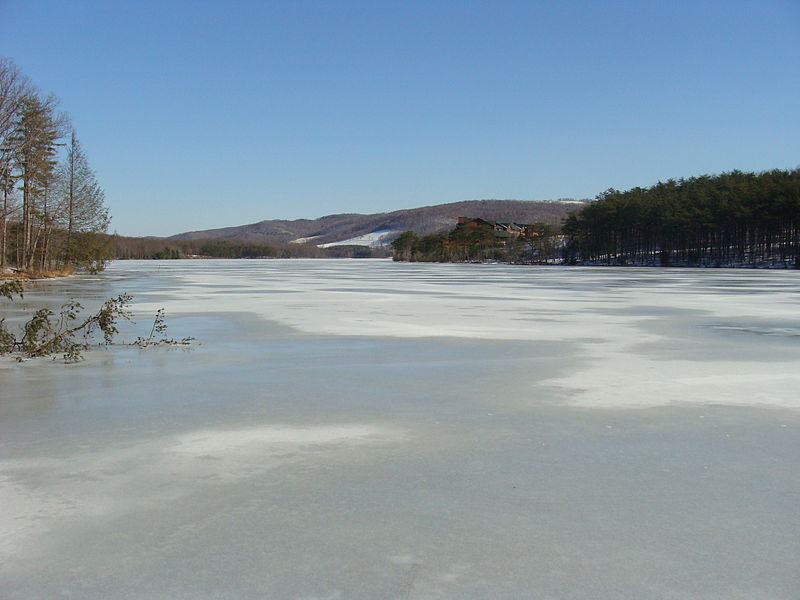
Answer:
[123, 259, 800, 409]
[2, 260, 799, 599]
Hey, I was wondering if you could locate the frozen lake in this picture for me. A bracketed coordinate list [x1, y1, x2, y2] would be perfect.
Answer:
[2, 259, 799, 599]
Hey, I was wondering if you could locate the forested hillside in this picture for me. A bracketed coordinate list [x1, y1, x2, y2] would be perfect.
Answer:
[1, 58, 111, 276]
[168, 199, 584, 245]
[563, 170, 800, 267]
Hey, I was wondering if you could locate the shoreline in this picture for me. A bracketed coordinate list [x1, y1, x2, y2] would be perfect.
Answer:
[0, 267, 76, 281]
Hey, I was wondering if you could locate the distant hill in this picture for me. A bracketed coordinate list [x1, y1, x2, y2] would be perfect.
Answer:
[169, 199, 587, 246]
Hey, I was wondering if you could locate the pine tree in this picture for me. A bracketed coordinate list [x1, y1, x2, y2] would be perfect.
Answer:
[8, 95, 62, 269]
[57, 130, 110, 265]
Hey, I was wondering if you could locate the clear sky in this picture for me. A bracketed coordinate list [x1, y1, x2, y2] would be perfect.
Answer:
[2, 0, 799, 237]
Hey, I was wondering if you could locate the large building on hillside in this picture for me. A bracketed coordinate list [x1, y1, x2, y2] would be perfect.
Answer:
[456, 217, 536, 240]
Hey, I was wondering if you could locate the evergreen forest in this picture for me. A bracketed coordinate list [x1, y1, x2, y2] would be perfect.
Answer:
[563, 169, 800, 267]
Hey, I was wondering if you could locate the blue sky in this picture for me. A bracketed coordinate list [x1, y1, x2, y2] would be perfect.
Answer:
[3, 0, 799, 236]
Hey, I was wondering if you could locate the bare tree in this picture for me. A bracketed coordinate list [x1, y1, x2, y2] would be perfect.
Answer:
[0, 57, 33, 270]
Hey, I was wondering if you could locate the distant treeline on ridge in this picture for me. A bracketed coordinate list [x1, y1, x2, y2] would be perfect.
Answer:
[112, 236, 389, 260]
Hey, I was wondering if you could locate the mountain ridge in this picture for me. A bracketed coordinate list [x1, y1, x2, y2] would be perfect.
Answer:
[169, 199, 587, 246]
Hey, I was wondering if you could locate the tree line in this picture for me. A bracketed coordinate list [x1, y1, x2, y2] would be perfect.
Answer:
[111, 235, 390, 260]
[392, 169, 800, 268]
[1, 57, 110, 276]
[563, 169, 800, 267]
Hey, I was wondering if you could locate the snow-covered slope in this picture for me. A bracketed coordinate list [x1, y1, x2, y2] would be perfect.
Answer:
[318, 229, 400, 248]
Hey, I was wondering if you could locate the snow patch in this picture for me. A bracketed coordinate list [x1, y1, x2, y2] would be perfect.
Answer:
[319, 229, 399, 248]
[0, 423, 404, 559]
